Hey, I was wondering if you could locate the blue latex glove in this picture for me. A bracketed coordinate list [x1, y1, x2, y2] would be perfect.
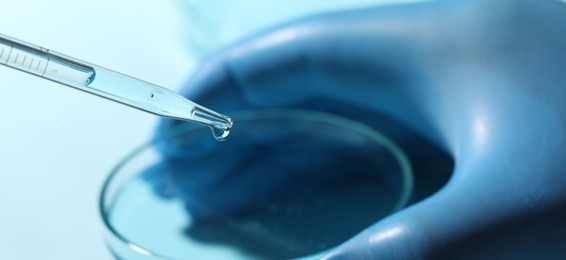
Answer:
[156, 0, 566, 258]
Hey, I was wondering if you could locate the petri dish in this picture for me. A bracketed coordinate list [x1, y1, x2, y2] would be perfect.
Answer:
[100, 109, 413, 259]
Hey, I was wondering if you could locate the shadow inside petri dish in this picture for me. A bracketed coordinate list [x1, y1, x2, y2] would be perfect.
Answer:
[109, 113, 412, 259]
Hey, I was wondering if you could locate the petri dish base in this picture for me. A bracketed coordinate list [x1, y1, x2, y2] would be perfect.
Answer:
[100, 109, 413, 259]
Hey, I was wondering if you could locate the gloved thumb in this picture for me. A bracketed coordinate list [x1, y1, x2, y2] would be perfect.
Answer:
[321, 176, 492, 259]
[322, 151, 566, 259]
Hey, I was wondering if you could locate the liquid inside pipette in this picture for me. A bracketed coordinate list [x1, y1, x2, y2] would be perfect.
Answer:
[0, 33, 233, 141]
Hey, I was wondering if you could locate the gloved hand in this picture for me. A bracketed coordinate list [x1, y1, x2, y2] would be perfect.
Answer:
[155, 0, 566, 258]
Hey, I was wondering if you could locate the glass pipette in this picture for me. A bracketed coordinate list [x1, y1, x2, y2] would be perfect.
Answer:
[0, 33, 232, 141]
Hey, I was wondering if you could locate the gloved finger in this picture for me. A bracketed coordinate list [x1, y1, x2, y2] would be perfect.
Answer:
[146, 117, 394, 221]
[217, 7, 425, 109]
[158, 1, 444, 144]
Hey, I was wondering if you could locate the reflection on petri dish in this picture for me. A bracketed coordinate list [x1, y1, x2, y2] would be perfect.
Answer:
[100, 109, 413, 260]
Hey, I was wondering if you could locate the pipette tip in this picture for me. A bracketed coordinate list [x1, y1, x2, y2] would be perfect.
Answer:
[192, 107, 233, 141]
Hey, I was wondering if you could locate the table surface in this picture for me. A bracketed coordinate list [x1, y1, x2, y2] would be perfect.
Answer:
[0, 1, 192, 259]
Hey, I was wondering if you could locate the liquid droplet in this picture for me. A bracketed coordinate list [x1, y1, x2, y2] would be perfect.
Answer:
[211, 124, 231, 141]
[192, 107, 233, 141]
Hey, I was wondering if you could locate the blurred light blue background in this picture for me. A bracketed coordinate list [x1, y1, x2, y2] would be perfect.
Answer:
[0, 0, 424, 259]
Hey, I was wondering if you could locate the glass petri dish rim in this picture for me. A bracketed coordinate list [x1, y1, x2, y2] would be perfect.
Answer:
[99, 108, 414, 259]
